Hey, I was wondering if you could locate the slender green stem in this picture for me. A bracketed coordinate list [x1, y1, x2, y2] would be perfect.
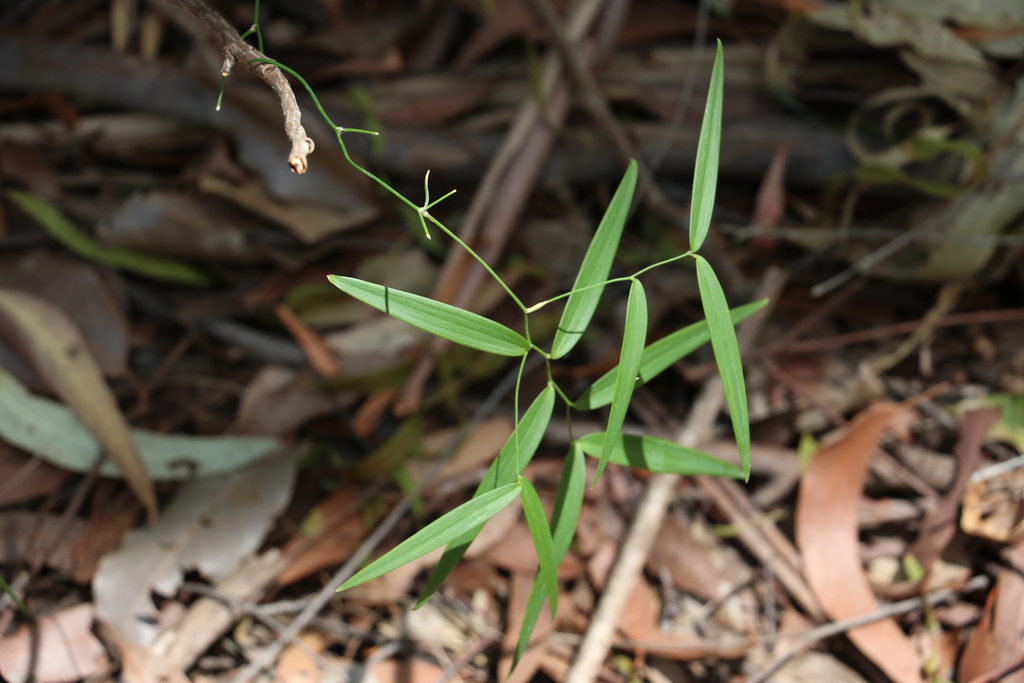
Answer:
[525, 251, 696, 315]
[550, 380, 577, 411]
[424, 189, 458, 211]
[631, 250, 695, 278]
[245, 56, 530, 318]
[0, 574, 32, 620]
[248, 0, 264, 52]
[531, 344, 551, 360]
[425, 213, 527, 312]
[525, 276, 635, 314]
[513, 355, 528, 473]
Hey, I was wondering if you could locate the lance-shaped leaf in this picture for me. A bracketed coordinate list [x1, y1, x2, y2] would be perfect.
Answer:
[550, 161, 637, 359]
[694, 256, 750, 478]
[5, 189, 210, 286]
[578, 432, 744, 478]
[514, 443, 586, 665]
[415, 385, 556, 607]
[575, 299, 766, 410]
[328, 275, 529, 357]
[519, 476, 558, 616]
[338, 483, 522, 592]
[0, 290, 157, 521]
[594, 279, 647, 483]
[689, 40, 724, 252]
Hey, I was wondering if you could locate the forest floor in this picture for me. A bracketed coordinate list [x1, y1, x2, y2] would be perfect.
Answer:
[1, 1, 1024, 682]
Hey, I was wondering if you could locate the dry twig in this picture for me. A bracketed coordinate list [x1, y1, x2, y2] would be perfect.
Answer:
[154, 0, 314, 173]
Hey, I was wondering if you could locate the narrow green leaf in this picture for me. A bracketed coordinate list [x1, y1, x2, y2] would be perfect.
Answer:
[694, 255, 750, 478]
[416, 385, 556, 607]
[550, 161, 638, 359]
[577, 432, 744, 478]
[689, 40, 724, 252]
[338, 483, 521, 591]
[595, 279, 647, 483]
[328, 275, 529, 357]
[4, 189, 211, 286]
[514, 444, 586, 665]
[550, 443, 586, 559]
[575, 299, 766, 410]
[519, 476, 558, 616]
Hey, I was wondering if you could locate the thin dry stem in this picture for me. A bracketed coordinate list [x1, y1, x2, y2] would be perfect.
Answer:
[155, 0, 314, 173]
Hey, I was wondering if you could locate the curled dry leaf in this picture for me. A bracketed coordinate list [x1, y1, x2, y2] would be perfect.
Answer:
[906, 408, 999, 573]
[961, 455, 1024, 544]
[958, 540, 1024, 683]
[0, 289, 156, 520]
[795, 402, 925, 683]
[0, 603, 109, 683]
[0, 251, 128, 377]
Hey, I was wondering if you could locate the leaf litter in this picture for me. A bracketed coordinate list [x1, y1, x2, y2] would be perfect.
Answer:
[3, 1, 1024, 682]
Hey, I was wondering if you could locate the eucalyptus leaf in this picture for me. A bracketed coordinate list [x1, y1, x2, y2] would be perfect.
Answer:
[689, 40, 724, 252]
[574, 299, 766, 410]
[415, 385, 555, 608]
[0, 367, 282, 480]
[519, 476, 558, 616]
[595, 279, 647, 483]
[338, 483, 522, 592]
[514, 443, 586, 665]
[551, 161, 637, 359]
[328, 276, 529, 356]
[694, 256, 750, 478]
[578, 432, 744, 478]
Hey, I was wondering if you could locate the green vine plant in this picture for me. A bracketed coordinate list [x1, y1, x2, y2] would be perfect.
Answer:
[247, 37, 760, 665]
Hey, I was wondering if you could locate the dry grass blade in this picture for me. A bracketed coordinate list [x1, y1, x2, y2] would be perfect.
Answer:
[0, 289, 157, 521]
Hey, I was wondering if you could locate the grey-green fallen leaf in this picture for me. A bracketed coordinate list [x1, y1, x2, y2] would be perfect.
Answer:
[0, 290, 157, 520]
[0, 366, 283, 481]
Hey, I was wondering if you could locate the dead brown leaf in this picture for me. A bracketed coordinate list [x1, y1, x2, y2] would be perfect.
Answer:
[751, 144, 789, 250]
[237, 365, 342, 437]
[275, 304, 342, 378]
[0, 604, 110, 683]
[795, 402, 925, 683]
[617, 578, 661, 641]
[649, 512, 733, 601]
[0, 512, 87, 578]
[0, 444, 67, 507]
[0, 289, 156, 520]
[958, 541, 1024, 683]
[0, 251, 128, 377]
[276, 633, 326, 683]
[906, 408, 999, 573]
[367, 658, 446, 683]
[962, 455, 1024, 544]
